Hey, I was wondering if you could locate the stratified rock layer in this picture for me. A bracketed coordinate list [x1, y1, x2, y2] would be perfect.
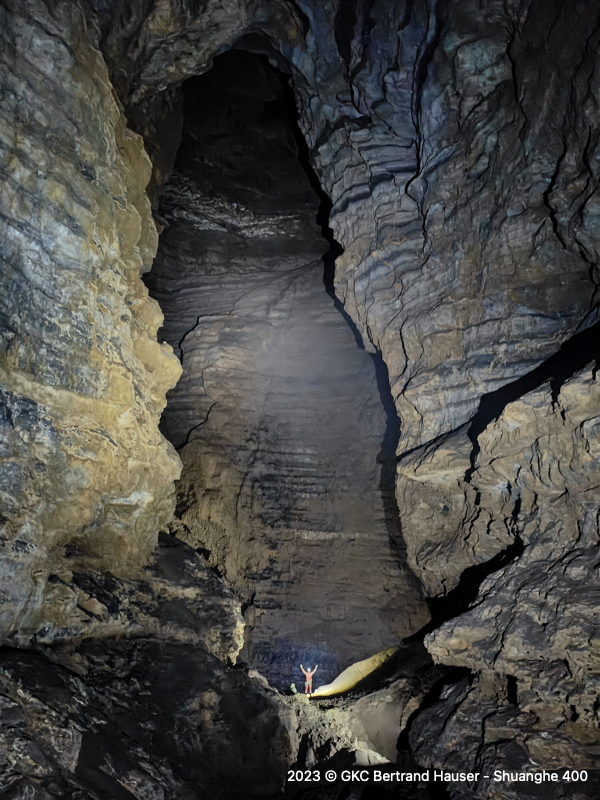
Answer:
[148, 52, 429, 689]
[125, 0, 600, 790]
[0, 0, 181, 645]
[406, 368, 600, 790]
[0, 537, 294, 799]
[1, 0, 600, 797]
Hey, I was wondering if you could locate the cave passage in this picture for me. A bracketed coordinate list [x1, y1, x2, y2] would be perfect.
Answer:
[145, 50, 429, 690]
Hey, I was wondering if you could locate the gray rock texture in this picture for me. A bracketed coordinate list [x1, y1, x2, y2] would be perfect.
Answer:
[147, 51, 429, 689]
[410, 671, 600, 800]
[1, 0, 600, 797]
[405, 368, 600, 793]
[0, 630, 444, 799]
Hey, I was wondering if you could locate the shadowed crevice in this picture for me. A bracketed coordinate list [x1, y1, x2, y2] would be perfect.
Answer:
[278, 67, 344, 290]
[414, 534, 525, 638]
[334, 0, 358, 67]
[464, 316, 600, 483]
[279, 65, 407, 554]
[396, 670, 471, 799]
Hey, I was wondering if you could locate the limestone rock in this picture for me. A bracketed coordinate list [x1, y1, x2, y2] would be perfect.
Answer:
[0, 641, 293, 798]
[2, 0, 600, 796]
[147, 51, 429, 690]
[415, 369, 600, 774]
[0, 0, 181, 645]
[410, 672, 600, 800]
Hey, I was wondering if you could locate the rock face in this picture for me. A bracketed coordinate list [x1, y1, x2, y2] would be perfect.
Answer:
[299, 0, 600, 450]
[410, 671, 600, 800]
[0, 0, 181, 645]
[406, 367, 600, 793]
[2, 0, 600, 797]
[146, 51, 429, 689]
[0, 628, 446, 799]
[0, 537, 296, 799]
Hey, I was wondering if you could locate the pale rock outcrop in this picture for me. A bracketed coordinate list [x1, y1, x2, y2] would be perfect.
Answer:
[0, 0, 182, 644]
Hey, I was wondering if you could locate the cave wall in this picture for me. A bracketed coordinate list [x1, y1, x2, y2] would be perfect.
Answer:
[287, 0, 600, 781]
[306, 0, 600, 449]
[299, 0, 600, 591]
[406, 367, 600, 777]
[92, 0, 600, 787]
[0, 0, 182, 644]
[147, 52, 429, 689]
[1, 0, 600, 796]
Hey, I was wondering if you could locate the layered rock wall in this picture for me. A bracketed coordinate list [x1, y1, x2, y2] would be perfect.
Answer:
[285, 0, 600, 786]
[2, 0, 600, 796]
[0, 0, 181, 643]
[147, 52, 429, 688]
[408, 367, 600, 784]
[113, 0, 600, 788]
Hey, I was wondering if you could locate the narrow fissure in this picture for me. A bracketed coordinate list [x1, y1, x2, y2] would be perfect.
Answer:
[406, 315, 600, 637]
[465, 317, 600, 483]
[416, 534, 525, 637]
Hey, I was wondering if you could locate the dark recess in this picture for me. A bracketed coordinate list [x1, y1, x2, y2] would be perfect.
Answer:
[465, 317, 600, 483]
[278, 66, 343, 289]
[334, 0, 358, 66]
[396, 670, 471, 800]
[414, 533, 525, 638]
[506, 674, 519, 705]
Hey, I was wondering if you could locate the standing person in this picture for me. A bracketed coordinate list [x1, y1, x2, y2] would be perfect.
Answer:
[300, 664, 318, 695]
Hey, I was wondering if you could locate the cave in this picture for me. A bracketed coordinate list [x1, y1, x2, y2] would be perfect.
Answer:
[144, 49, 428, 690]
[1, 1, 600, 799]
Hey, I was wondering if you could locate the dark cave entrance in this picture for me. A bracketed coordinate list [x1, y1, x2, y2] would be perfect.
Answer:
[145, 49, 429, 690]
[162, 50, 325, 255]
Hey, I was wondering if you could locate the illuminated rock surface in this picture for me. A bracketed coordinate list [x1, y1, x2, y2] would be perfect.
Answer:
[147, 52, 429, 689]
[0, 0, 182, 645]
[0, 0, 599, 798]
